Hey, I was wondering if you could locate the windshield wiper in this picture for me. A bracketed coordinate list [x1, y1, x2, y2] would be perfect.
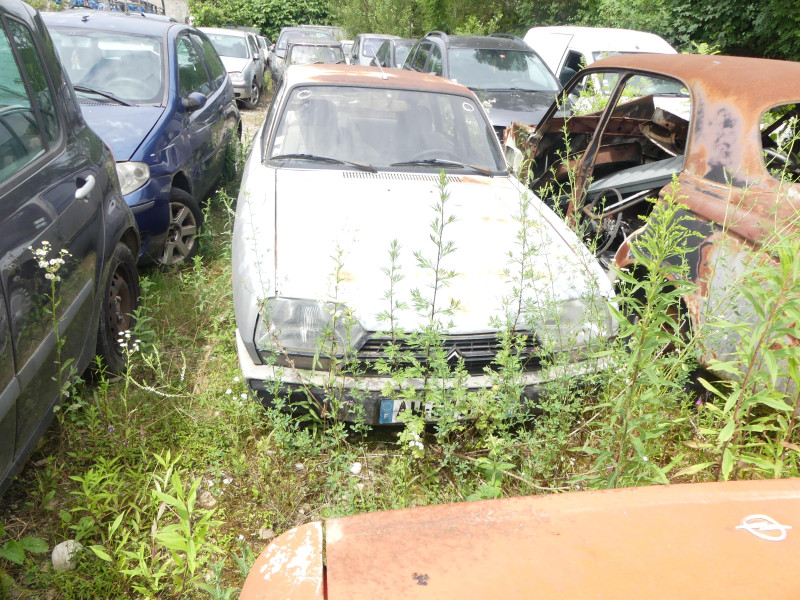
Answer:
[390, 158, 492, 177]
[73, 85, 133, 106]
[271, 153, 376, 172]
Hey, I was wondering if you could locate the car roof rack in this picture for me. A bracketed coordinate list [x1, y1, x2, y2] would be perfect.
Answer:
[424, 30, 450, 43]
[488, 33, 526, 45]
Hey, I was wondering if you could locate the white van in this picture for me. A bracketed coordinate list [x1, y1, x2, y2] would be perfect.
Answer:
[523, 26, 676, 85]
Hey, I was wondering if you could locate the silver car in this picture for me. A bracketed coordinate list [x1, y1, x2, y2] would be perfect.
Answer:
[200, 27, 265, 108]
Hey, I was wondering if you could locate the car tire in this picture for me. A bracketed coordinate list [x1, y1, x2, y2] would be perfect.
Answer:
[158, 188, 203, 267]
[96, 242, 140, 373]
[243, 79, 260, 109]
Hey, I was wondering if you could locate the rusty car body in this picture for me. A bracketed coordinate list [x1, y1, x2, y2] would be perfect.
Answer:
[240, 478, 800, 599]
[505, 53, 800, 379]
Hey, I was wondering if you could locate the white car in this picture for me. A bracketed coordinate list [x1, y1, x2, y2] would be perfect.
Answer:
[523, 26, 676, 86]
[232, 65, 616, 425]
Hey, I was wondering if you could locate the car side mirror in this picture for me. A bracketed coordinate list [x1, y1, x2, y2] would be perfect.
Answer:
[182, 91, 207, 112]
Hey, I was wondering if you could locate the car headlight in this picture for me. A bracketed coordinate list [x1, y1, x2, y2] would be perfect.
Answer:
[230, 71, 244, 84]
[537, 297, 617, 352]
[255, 297, 366, 356]
[116, 161, 150, 196]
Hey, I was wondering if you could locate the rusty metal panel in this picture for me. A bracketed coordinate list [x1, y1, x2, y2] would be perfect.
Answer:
[240, 522, 324, 600]
[321, 479, 800, 599]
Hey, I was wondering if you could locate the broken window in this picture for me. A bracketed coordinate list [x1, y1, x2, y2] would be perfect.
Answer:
[761, 103, 800, 183]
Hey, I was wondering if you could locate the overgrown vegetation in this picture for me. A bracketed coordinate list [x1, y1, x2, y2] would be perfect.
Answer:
[1, 105, 799, 599]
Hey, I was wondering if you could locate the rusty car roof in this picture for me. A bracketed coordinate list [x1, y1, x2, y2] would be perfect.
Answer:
[283, 64, 475, 94]
[591, 53, 800, 110]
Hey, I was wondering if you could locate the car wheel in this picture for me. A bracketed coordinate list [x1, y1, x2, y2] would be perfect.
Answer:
[243, 79, 260, 109]
[158, 188, 202, 267]
[96, 243, 140, 373]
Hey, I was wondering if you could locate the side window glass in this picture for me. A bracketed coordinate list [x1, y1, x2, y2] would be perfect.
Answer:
[193, 34, 225, 89]
[559, 50, 584, 86]
[7, 19, 58, 145]
[562, 70, 620, 116]
[761, 104, 800, 183]
[0, 20, 51, 184]
[428, 45, 442, 76]
[411, 42, 430, 72]
[177, 35, 212, 97]
[247, 35, 258, 59]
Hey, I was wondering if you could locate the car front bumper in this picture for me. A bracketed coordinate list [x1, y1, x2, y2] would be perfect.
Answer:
[236, 329, 605, 426]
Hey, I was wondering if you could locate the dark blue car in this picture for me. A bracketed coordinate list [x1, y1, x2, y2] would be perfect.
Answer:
[1, 0, 140, 495]
[43, 10, 241, 265]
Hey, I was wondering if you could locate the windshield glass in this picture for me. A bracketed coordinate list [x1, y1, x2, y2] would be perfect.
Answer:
[278, 30, 332, 51]
[269, 85, 505, 171]
[449, 48, 559, 92]
[395, 44, 412, 66]
[288, 45, 345, 65]
[205, 33, 249, 58]
[49, 28, 164, 104]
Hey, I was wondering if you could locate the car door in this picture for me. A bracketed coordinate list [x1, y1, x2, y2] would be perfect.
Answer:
[246, 33, 264, 88]
[0, 8, 103, 485]
[175, 31, 218, 199]
[191, 31, 238, 188]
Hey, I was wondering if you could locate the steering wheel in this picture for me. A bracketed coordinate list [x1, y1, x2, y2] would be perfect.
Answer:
[411, 148, 463, 162]
[105, 77, 142, 94]
[763, 147, 800, 174]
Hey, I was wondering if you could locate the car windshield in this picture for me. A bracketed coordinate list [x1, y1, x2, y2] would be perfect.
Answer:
[49, 29, 164, 104]
[278, 30, 332, 51]
[288, 45, 344, 65]
[363, 38, 388, 56]
[269, 85, 505, 172]
[448, 48, 559, 93]
[395, 44, 412, 66]
[205, 33, 249, 59]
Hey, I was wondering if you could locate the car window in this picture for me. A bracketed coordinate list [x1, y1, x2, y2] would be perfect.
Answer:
[375, 41, 389, 66]
[49, 28, 164, 104]
[448, 48, 559, 92]
[761, 104, 800, 183]
[559, 50, 584, 84]
[395, 44, 411, 68]
[269, 85, 504, 171]
[246, 34, 258, 59]
[410, 42, 430, 71]
[193, 33, 226, 89]
[0, 19, 57, 184]
[205, 33, 248, 59]
[428, 44, 442, 76]
[177, 35, 212, 97]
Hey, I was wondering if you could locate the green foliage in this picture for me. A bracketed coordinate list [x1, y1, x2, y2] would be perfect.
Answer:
[188, 0, 332, 39]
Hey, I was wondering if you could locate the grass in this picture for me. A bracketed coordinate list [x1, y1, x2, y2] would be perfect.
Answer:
[1, 143, 798, 598]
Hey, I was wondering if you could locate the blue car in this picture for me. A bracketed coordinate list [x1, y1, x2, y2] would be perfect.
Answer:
[44, 10, 241, 265]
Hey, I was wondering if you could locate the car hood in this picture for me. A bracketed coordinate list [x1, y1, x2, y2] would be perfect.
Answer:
[475, 89, 556, 129]
[240, 478, 800, 599]
[81, 104, 165, 161]
[234, 167, 612, 334]
[221, 55, 251, 72]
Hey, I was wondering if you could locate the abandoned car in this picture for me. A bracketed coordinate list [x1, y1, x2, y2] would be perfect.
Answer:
[232, 65, 616, 425]
[505, 53, 800, 384]
[241, 478, 800, 599]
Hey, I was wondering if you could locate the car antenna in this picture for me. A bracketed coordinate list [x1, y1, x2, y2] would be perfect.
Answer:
[374, 59, 388, 80]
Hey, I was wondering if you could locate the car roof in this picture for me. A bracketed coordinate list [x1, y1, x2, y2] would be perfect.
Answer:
[425, 32, 528, 50]
[592, 53, 800, 110]
[525, 26, 675, 54]
[197, 26, 250, 38]
[283, 64, 475, 95]
[287, 36, 342, 47]
[42, 8, 179, 35]
[1, 0, 38, 23]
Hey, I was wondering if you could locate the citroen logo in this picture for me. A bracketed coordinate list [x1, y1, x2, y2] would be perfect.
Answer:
[445, 348, 463, 363]
[735, 514, 792, 541]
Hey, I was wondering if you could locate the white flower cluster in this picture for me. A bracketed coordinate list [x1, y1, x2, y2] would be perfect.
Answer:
[117, 330, 141, 353]
[408, 433, 424, 451]
[29, 241, 71, 282]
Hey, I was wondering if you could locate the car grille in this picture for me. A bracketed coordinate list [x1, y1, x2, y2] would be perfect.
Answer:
[355, 331, 541, 375]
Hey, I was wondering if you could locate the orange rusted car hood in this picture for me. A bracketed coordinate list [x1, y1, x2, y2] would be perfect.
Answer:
[242, 479, 800, 599]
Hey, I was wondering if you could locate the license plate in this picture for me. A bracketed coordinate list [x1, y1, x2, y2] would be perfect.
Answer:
[379, 399, 433, 424]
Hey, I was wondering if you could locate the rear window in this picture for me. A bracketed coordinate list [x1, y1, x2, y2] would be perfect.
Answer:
[761, 104, 800, 183]
[448, 48, 559, 92]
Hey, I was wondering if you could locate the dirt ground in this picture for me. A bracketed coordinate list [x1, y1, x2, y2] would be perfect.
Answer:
[239, 86, 271, 142]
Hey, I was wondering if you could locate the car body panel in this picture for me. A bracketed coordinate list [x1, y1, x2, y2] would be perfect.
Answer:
[80, 105, 164, 160]
[242, 478, 800, 599]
